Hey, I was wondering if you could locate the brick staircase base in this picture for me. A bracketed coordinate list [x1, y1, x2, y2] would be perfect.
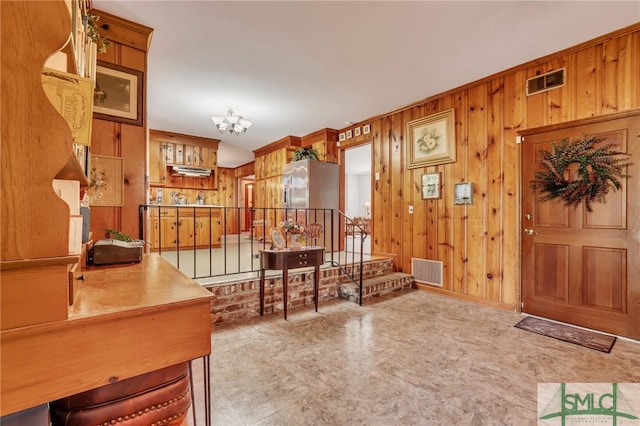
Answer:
[338, 272, 414, 304]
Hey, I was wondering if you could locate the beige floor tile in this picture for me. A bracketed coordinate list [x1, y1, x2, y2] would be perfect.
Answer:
[187, 289, 640, 426]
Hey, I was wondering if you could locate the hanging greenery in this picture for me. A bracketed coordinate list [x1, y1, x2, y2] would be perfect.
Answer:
[530, 136, 631, 212]
[87, 14, 111, 54]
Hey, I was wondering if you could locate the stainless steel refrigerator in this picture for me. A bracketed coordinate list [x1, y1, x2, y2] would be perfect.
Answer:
[282, 159, 339, 251]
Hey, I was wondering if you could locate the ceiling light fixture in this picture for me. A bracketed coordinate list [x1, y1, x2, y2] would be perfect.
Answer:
[211, 109, 252, 135]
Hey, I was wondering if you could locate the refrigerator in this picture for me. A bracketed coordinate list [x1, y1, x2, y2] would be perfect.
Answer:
[282, 159, 340, 251]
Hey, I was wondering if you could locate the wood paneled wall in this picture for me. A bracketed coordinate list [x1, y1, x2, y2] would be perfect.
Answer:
[346, 25, 640, 310]
[89, 10, 152, 241]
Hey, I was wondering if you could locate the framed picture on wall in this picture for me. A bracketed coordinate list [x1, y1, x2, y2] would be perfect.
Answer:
[422, 172, 441, 199]
[407, 108, 456, 169]
[339, 133, 346, 142]
[354, 127, 361, 137]
[346, 130, 353, 139]
[88, 155, 124, 206]
[363, 124, 371, 134]
[93, 61, 144, 126]
[454, 182, 473, 205]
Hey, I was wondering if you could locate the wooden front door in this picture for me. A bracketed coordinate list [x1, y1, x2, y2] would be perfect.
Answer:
[521, 113, 640, 340]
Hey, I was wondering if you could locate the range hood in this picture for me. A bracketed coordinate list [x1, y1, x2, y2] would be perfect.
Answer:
[171, 166, 212, 177]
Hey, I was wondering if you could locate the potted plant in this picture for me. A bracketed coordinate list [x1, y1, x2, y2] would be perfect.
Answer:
[292, 147, 319, 162]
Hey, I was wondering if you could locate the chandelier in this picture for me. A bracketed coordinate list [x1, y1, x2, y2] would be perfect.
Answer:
[211, 109, 252, 135]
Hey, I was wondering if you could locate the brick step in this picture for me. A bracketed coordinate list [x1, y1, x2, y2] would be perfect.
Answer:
[338, 272, 414, 303]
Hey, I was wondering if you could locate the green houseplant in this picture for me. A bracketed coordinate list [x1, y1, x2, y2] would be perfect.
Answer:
[292, 147, 319, 161]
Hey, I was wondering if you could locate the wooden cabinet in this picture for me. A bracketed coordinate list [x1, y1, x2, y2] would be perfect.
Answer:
[1, 0, 91, 332]
[149, 208, 221, 250]
[148, 139, 167, 186]
[1, 3, 214, 419]
[175, 144, 184, 165]
[199, 147, 209, 167]
[209, 149, 218, 168]
[195, 209, 222, 248]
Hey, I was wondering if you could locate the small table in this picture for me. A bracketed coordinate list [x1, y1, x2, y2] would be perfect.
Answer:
[259, 246, 325, 319]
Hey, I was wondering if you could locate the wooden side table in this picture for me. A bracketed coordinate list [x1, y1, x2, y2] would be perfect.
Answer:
[259, 247, 325, 319]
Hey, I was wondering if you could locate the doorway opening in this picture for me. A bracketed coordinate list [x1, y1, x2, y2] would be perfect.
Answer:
[344, 143, 371, 254]
[238, 176, 255, 232]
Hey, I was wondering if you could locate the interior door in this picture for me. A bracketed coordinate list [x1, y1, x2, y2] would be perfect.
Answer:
[244, 182, 254, 232]
[521, 114, 640, 339]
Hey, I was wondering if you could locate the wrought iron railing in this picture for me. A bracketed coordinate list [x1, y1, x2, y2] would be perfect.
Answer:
[138, 206, 369, 303]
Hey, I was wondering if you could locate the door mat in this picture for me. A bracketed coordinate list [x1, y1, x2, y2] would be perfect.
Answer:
[514, 316, 616, 353]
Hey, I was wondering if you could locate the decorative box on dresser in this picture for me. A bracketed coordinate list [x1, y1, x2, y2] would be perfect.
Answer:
[0, 2, 213, 424]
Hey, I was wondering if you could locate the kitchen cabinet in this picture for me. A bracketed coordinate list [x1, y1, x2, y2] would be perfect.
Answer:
[149, 208, 221, 250]
[199, 147, 209, 167]
[164, 142, 174, 163]
[175, 144, 184, 165]
[184, 145, 193, 166]
[195, 209, 222, 248]
[148, 139, 167, 186]
[209, 149, 218, 168]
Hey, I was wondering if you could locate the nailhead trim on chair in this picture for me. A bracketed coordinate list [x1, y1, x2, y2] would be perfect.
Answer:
[97, 387, 190, 426]
[151, 407, 190, 426]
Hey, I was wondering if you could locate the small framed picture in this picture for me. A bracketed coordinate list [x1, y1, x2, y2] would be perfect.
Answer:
[354, 127, 361, 137]
[422, 173, 441, 199]
[339, 133, 346, 142]
[89, 155, 124, 206]
[363, 124, 371, 135]
[94, 61, 144, 126]
[346, 130, 353, 139]
[454, 182, 473, 205]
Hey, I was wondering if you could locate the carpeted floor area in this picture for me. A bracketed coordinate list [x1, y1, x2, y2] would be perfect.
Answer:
[187, 289, 640, 425]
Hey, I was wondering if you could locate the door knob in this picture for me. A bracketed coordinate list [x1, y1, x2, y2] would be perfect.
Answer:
[524, 229, 536, 235]
[525, 213, 532, 220]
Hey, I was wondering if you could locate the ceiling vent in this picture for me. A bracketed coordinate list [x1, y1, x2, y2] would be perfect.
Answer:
[526, 68, 565, 96]
[171, 166, 211, 178]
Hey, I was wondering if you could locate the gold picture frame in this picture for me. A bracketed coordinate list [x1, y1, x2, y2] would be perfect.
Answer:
[89, 155, 124, 206]
[407, 108, 456, 169]
[270, 227, 285, 250]
[93, 61, 144, 126]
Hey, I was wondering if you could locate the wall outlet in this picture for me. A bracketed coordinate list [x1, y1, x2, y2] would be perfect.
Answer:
[375, 172, 380, 180]
[408, 205, 414, 214]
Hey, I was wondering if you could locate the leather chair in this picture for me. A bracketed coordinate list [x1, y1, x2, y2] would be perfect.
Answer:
[50, 362, 191, 426]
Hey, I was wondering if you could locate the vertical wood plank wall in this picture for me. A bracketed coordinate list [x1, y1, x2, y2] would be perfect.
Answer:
[90, 10, 152, 241]
[343, 27, 639, 310]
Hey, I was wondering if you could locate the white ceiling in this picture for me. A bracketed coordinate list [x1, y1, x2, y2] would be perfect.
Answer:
[92, 1, 640, 169]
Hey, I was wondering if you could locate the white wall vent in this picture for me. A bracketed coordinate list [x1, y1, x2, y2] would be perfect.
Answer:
[412, 258, 443, 287]
[526, 68, 565, 96]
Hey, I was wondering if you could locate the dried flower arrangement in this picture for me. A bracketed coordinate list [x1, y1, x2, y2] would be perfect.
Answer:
[530, 136, 631, 212]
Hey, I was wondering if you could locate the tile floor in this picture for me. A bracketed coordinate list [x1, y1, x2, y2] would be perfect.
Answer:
[187, 289, 640, 425]
[158, 233, 371, 284]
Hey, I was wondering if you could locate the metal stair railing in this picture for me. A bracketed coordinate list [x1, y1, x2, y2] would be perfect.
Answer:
[138, 206, 369, 304]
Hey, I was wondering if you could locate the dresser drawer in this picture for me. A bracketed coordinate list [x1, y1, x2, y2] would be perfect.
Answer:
[286, 250, 322, 268]
[260, 247, 325, 270]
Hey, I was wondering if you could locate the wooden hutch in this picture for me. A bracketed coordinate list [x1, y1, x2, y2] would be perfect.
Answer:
[1, 2, 213, 422]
